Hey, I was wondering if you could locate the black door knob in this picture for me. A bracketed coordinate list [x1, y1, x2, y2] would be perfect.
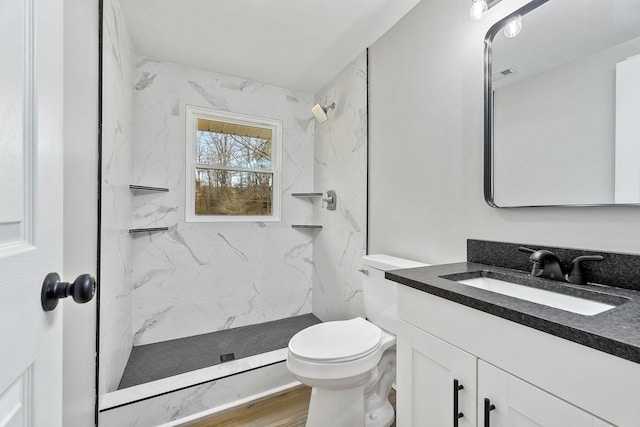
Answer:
[41, 272, 96, 312]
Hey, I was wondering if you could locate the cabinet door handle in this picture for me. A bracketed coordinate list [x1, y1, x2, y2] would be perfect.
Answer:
[484, 398, 496, 427]
[453, 379, 464, 426]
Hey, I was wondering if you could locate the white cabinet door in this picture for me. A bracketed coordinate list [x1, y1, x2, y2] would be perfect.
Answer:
[0, 0, 64, 425]
[397, 321, 477, 427]
[478, 361, 606, 427]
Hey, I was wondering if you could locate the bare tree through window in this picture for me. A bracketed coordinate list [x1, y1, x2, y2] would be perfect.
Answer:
[194, 119, 273, 216]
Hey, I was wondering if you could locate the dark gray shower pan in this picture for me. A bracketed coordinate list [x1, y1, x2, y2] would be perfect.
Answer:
[118, 313, 321, 389]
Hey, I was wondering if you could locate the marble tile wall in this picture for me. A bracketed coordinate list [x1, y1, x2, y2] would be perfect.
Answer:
[311, 53, 368, 321]
[131, 57, 315, 345]
[100, 0, 134, 394]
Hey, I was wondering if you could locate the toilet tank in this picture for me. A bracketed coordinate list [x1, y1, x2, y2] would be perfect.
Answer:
[361, 254, 429, 334]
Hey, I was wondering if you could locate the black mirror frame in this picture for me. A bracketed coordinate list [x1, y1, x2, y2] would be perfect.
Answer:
[484, 0, 640, 208]
[484, 0, 581, 209]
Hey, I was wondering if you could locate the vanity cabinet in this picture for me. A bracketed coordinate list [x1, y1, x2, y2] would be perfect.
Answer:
[478, 361, 612, 427]
[397, 321, 613, 427]
[396, 285, 633, 426]
[397, 321, 476, 426]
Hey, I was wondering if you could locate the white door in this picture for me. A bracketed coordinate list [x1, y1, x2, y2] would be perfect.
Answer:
[396, 320, 477, 427]
[0, 0, 65, 426]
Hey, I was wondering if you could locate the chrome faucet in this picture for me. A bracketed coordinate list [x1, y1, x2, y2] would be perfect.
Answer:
[519, 247, 604, 284]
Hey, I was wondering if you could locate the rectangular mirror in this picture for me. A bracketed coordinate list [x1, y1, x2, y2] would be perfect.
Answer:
[484, 0, 640, 207]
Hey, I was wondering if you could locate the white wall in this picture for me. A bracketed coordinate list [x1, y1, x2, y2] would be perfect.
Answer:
[312, 52, 368, 321]
[131, 57, 315, 345]
[62, 0, 98, 425]
[100, 0, 135, 393]
[369, 0, 640, 264]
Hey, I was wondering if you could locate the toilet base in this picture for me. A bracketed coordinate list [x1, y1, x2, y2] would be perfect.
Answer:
[363, 349, 396, 427]
[304, 385, 394, 427]
[303, 350, 396, 427]
[306, 384, 367, 427]
[364, 399, 394, 427]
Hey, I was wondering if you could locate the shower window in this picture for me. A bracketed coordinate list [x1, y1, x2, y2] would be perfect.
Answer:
[185, 106, 282, 222]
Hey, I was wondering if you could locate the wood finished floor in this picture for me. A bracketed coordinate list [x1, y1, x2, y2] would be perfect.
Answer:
[182, 385, 397, 427]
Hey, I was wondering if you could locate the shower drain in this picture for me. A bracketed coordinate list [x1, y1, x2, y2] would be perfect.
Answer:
[220, 353, 236, 363]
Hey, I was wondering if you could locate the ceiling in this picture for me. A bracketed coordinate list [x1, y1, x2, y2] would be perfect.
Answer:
[120, 0, 421, 93]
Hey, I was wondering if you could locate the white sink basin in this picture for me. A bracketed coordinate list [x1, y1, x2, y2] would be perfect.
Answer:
[457, 276, 615, 316]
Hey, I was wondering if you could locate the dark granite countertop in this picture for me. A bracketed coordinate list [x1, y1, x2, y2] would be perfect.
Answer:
[387, 262, 640, 364]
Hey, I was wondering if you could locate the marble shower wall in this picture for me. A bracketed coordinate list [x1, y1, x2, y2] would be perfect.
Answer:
[100, 0, 134, 394]
[312, 53, 368, 321]
[131, 57, 315, 345]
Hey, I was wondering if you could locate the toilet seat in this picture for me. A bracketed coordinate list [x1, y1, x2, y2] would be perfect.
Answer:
[287, 318, 396, 383]
[288, 317, 382, 363]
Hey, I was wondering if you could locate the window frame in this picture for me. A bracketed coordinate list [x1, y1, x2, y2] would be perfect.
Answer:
[185, 105, 282, 223]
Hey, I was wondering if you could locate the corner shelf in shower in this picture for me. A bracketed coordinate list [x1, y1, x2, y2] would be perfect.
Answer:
[129, 186, 169, 233]
[129, 185, 169, 192]
[129, 227, 169, 234]
[291, 193, 324, 229]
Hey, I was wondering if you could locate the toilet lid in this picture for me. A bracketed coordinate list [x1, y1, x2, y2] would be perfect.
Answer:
[288, 317, 382, 362]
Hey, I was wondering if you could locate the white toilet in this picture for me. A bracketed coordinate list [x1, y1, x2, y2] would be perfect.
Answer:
[287, 254, 428, 427]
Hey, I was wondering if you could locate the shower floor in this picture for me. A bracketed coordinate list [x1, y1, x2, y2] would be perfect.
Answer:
[117, 313, 321, 389]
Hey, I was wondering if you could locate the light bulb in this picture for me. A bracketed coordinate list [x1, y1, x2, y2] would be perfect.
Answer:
[503, 16, 522, 38]
[469, 0, 488, 20]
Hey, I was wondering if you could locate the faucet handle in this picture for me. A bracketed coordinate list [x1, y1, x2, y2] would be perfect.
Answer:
[566, 255, 604, 285]
[518, 246, 536, 254]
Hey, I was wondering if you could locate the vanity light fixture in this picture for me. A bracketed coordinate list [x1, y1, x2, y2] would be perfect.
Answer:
[469, 0, 503, 21]
[311, 102, 335, 124]
[503, 15, 523, 38]
[470, 0, 488, 20]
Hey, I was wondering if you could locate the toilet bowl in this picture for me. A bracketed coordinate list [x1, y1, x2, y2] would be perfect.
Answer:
[286, 255, 429, 427]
